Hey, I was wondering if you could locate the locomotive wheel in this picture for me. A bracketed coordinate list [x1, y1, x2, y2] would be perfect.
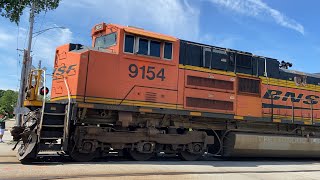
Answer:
[69, 140, 97, 162]
[122, 149, 132, 160]
[129, 150, 154, 161]
[69, 150, 97, 162]
[18, 131, 38, 163]
[179, 151, 203, 161]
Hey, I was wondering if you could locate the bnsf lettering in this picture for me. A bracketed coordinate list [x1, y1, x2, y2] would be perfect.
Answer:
[66, 64, 77, 74]
[304, 95, 320, 105]
[53, 64, 77, 80]
[263, 89, 319, 105]
[56, 65, 67, 76]
[263, 90, 282, 100]
[282, 92, 303, 103]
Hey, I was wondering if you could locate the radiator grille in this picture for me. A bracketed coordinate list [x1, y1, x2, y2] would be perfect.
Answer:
[145, 92, 157, 102]
[186, 97, 233, 111]
[238, 77, 260, 95]
[187, 76, 233, 90]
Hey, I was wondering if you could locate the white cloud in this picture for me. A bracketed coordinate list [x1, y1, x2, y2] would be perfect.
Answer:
[0, 22, 72, 90]
[32, 26, 73, 68]
[0, 55, 17, 68]
[62, 0, 200, 41]
[0, 28, 15, 48]
[0, 54, 19, 90]
[208, 0, 304, 35]
[215, 36, 241, 48]
[0, 31, 14, 42]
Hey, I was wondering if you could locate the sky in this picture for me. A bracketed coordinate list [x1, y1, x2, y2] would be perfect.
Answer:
[0, 0, 319, 90]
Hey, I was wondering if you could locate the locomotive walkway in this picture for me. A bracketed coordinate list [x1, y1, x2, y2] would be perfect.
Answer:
[1, 120, 320, 180]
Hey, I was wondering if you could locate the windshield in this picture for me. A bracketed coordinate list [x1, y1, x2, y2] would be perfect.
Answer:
[94, 33, 117, 48]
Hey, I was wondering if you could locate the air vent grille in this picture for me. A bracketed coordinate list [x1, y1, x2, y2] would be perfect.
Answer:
[145, 92, 157, 102]
[187, 76, 233, 90]
[238, 77, 260, 95]
[186, 97, 233, 111]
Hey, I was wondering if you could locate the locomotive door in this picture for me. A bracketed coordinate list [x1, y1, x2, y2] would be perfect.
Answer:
[236, 76, 262, 117]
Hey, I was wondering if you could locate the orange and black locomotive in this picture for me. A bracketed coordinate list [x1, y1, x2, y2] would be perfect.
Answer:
[12, 22, 320, 162]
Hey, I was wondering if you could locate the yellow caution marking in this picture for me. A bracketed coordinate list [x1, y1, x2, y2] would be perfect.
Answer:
[273, 119, 281, 123]
[190, 112, 202, 116]
[304, 121, 312, 125]
[234, 116, 244, 120]
[78, 103, 94, 108]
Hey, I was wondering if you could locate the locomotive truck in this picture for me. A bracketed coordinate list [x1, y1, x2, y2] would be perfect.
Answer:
[11, 22, 320, 162]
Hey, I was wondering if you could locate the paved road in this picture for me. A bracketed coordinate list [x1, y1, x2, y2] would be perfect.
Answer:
[1, 120, 320, 180]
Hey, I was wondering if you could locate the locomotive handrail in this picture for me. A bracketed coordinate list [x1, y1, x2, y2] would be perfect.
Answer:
[262, 57, 268, 78]
[38, 69, 46, 142]
[63, 77, 71, 149]
[311, 103, 314, 125]
[268, 93, 317, 124]
[119, 85, 136, 106]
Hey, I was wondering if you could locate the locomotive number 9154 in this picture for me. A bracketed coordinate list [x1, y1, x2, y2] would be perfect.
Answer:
[128, 64, 165, 81]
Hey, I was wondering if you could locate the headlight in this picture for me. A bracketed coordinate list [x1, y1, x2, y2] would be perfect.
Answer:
[95, 24, 103, 31]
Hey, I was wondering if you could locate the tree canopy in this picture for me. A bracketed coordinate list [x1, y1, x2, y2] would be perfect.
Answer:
[0, 0, 60, 24]
[0, 90, 18, 115]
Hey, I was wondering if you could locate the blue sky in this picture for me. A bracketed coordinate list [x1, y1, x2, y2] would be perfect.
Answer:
[0, 0, 319, 90]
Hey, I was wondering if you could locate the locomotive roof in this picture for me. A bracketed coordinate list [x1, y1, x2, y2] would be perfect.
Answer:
[93, 23, 318, 80]
[180, 39, 277, 61]
[281, 68, 320, 79]
[180, 39, 320, 79]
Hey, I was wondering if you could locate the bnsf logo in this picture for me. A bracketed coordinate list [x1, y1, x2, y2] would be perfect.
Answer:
[263, 90, 319, 105]
[53, 64, 77, 80]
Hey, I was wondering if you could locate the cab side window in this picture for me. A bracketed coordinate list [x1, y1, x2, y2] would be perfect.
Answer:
[124, 33, 172, 60]
[124, 34, 135, 53]
[150, 40, 161, 57]
[164, 42, 172, 60]
[95, 33, 117, 49]
[137, 38, 149, 55]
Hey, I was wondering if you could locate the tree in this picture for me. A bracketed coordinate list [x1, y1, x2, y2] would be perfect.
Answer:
[0, 0, 60, 24]
[0, 90, 5, 98]
[0, 90, 18, 115]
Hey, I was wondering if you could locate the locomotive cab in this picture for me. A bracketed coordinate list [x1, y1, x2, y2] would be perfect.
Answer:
[51, 23, 180, 110]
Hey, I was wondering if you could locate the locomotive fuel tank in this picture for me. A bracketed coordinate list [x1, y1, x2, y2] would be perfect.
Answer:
[224, 132, 320, 157]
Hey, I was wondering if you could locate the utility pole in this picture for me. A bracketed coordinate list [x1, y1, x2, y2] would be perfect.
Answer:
[15, 2, 36, 126]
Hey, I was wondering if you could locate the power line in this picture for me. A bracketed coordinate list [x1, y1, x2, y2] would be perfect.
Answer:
[23, 23, 30, 49]
[32, 10, 47, 52]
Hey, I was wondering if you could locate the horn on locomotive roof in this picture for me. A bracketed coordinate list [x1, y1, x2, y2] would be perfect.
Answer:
[279, 61, 293, 69]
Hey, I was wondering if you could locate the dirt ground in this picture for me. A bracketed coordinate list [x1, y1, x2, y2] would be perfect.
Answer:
[1, 120, 320, 180]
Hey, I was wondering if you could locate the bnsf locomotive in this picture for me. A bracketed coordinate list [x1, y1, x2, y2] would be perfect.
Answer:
[12, 22, 320, 162]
